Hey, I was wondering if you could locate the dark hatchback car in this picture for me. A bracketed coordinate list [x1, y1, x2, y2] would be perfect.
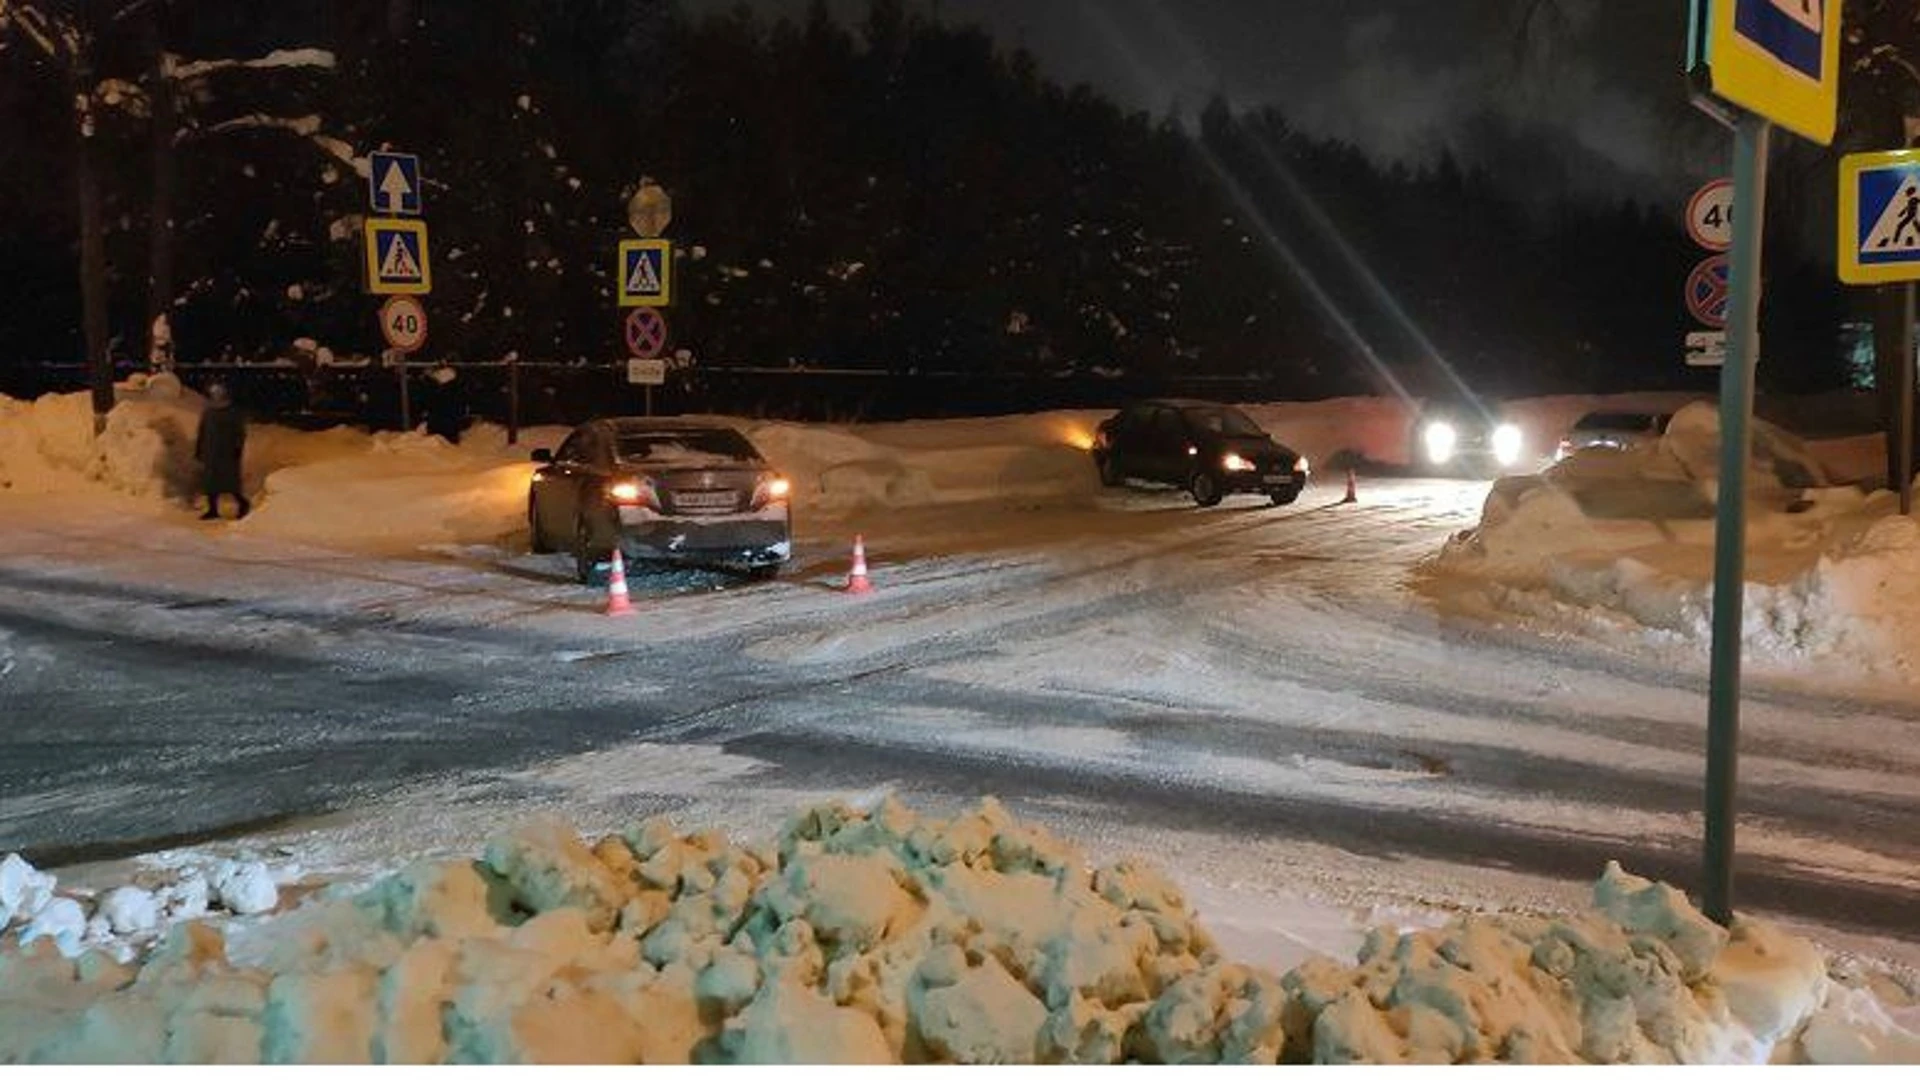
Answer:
[1092, 400, 1309, 507]
[1554, 411, 1673, 462]
[528, 418, 793, 583]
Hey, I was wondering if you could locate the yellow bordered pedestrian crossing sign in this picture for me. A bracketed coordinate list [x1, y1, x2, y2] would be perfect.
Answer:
[1690, 0, 1843, 145]
[364, 218, 432, 295]
[617, 239, 672, 308]
[1839, 149, 1920, 285]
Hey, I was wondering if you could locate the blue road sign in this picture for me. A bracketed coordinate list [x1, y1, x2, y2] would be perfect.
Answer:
[364, 218, 432, 295]
[1692, 0, 1842, 145]
[1839, 149, 1920, 284]
[617, 239, 672, 307]
[369, 152, 422, 217]
[1733, 0, 1823, 81]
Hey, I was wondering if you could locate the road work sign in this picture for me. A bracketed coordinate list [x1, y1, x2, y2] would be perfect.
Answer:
[1838, 149, 1920, 285]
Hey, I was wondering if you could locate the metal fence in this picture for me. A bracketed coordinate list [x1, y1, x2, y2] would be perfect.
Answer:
[1, 360, 1289, 431]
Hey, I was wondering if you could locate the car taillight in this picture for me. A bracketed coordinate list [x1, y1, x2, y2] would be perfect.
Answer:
[752, 475, 792, 510]
[607, 478, 657, 509]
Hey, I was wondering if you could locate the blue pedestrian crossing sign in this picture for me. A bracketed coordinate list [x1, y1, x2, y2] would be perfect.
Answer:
[1690, 0, 1842, 145]
[1839, 149, 1920, 285]
[368, 152, 422, 217]
[364, 218, 432, 295]
[617, 239, 673, 308]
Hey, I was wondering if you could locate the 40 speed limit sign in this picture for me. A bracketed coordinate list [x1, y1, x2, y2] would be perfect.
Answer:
[379, 296, 428, 354]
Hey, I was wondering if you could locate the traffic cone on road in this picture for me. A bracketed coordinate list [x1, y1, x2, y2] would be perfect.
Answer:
[1341, 468, 1358, 504]
[845, 535, 874, 595]
[605, 549, 635, 616]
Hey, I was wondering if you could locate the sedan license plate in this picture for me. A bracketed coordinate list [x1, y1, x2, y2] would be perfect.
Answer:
[674, 490, 738, 513]
[1262, 473, 1291, 484]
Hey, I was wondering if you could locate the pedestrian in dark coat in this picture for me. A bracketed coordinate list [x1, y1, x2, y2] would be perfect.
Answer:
[424, 363, 464, 444]
[195, 383, 250, 520]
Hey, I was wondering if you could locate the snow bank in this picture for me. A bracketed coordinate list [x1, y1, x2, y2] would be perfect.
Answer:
[0, 852, 278, 967]
[1433, 402, 1920, 680]
[2, 800, 1908, 1064]
[0, 383, 200, 499]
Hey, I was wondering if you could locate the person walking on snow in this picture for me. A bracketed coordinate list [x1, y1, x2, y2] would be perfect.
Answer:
[195, 383, 250, 520]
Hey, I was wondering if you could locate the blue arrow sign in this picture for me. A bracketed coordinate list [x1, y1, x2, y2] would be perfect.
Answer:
[369, 152, 422, 217]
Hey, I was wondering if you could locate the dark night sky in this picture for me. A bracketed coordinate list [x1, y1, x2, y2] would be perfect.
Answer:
[690, 0, 1721, 203]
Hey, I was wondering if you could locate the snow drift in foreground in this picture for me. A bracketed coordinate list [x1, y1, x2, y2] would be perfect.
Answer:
[2, 799, 1912, 1064]
[1433, 402, 1920, 682]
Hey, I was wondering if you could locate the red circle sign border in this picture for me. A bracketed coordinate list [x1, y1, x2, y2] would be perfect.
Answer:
[1685, 255, 1730, 329]
[380, 296, 429, 354]
[1685, 179, 1734, 253]
[625, 308, 668, 360]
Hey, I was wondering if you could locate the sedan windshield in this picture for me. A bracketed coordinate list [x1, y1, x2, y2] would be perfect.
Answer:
[1183, 406, 1265, 438]
[616, 429, 759, 464]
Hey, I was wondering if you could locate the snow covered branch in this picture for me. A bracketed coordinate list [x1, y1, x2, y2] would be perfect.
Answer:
[166, 48, 337, 81]
[0, 0, 67, 58]
[191, 112, 365, 176]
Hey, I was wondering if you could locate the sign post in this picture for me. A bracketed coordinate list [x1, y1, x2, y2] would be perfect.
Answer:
[1686, 0, 1841, 928]
[1838, 149, 1920, 514]
[1703, 112, 1771, 927]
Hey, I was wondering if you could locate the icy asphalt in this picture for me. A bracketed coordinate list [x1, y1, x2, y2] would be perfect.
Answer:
[1, 478, 1917, 946]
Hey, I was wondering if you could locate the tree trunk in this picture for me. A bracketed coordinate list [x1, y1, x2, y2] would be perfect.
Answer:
[146, 15, 176, 370]
[72, 39, 113, 432]
[387, 0, 414, 41]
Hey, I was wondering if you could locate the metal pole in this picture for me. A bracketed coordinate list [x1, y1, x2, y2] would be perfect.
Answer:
[645, 384, 654, 417]
[1900, 283, 1916, 516]
[396, 357, 412, 432]
[507, 357, 520, 446]
[1703, 112, 1770, 927]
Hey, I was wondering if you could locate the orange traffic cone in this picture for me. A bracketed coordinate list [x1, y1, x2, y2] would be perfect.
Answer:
[1341, 468, 1358, 504]
[845, 534, 873, 594]
[605, 548, 635, 616]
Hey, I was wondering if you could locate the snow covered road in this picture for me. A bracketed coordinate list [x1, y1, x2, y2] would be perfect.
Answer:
[3, 471, 1918, 960]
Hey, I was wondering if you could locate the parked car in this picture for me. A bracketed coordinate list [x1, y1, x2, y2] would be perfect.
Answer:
[1411, 399, 1527, 474]
[1091, 400, 1309, 507]
[1554, 411, 1673, 462]
[528, 418, 792, 583]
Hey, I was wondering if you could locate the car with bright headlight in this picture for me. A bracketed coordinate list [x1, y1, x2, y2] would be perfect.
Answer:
[1412, 401, 1527, 475]
[1091, 399, 1309, 507]
[528, 418, 793, 583]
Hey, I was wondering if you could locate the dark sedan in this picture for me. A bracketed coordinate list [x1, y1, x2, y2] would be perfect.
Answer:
[528, 419, 793, 583]
[1091, 400, 1309, 507]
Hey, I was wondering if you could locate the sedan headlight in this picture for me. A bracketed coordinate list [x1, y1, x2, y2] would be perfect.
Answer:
[1422, 421, 1457, 464]
[1492, 423, 1524, 466]
[1294, 455, 1309, 474]
[1221, 452, 1257, 472]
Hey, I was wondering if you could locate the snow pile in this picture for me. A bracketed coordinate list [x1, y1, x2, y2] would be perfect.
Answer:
[3, 799, 1911, 1065]
[1284, 862, 1831, 1064]
[0, 386, 200, 499]
[742, 413, 1106, 514]
[0, 852, 281, 967]
[1432, 402, 1920, 679]
[238, 424, 539, 551]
